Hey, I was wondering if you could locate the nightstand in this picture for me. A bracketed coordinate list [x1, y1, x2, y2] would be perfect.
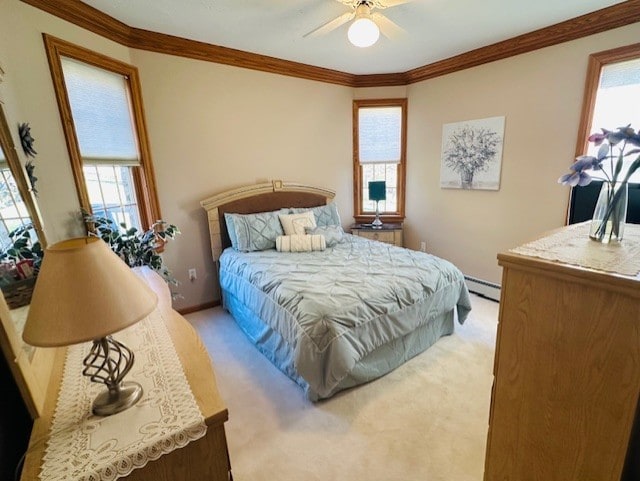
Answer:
[350, 223, 403, 247]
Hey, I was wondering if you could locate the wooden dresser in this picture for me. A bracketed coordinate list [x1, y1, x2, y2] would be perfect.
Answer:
[484, 225, 640, 481]
[21, 267, 232, 481]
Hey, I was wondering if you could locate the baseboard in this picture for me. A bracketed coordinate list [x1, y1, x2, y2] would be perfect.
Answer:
[464, 275, 501, 302]
[177, 300, 220, 315]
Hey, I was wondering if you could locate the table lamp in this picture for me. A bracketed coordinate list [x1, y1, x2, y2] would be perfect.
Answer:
[23, 237, 158, 416]
[368, 180, 386, 229]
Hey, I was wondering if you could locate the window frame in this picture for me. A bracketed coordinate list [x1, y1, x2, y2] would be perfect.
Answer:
[352, 98, 407, 224]
[0, 107, 47, 249]
[0, 165, 34, 243]
[569, 42, 640, 223]
[575, 42, 640, 160]
[43, 34, 161, 229]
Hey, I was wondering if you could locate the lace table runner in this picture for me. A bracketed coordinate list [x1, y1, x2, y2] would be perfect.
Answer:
[510, 222, 640, 277]
[40, 309, 207, 481]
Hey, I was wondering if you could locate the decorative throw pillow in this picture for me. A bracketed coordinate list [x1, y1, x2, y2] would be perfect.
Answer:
[279, 211, 317, 236]
[224, 210, 284, 252]
[224, 213, 239, 249]
[276, 234, 326, 252]
[305, 225, 344, 247]
[287, 203, 341, 228]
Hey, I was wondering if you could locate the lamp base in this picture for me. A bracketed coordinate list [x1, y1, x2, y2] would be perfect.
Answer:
[92, 381, 143, 416]
[371, 200, 383, 229]
[371, 216, 383, 229]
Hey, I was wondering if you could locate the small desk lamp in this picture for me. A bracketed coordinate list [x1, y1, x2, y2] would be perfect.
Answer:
[368, 180, 386, 229]
[23, 237, 158, 416]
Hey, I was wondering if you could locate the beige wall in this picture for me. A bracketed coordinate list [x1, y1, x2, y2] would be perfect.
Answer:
[0, 0, 131, 242]
[354, 86, 408, 99]
[130, 50, 353, 309]
[2, 0, 640, 307]
[404, 22, 640, 284]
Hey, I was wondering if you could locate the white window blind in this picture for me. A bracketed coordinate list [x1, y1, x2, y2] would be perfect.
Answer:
[600, 57, 640, 88]
[358, 107, 402, 164]
[61, 57, 140, 166]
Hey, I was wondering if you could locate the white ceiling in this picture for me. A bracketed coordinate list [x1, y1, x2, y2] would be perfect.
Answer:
[81, 0, 626, 75]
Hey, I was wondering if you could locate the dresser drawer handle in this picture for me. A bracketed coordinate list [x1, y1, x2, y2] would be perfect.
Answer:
[373, 233, 379, 240]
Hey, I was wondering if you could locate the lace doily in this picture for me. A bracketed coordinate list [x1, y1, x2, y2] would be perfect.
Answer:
[40, 308, 207, 481]
[510, 222, 640, 277]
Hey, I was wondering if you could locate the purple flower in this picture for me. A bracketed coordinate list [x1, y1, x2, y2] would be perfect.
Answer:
[587, 130, 609, 146]
[568, 125, 640, 242]
[558, 171, 592, 187]
[570, 156, 599, 172]
[628, 133, 640, 148]
[605, 125, 639, 146]
[561, 125, 640, 188]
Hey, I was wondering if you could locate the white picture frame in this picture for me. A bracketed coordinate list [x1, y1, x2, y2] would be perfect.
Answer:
[440, 116, 505, 190]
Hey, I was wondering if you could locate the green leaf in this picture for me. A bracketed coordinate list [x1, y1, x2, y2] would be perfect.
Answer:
[613, 152, 624, 181]
[75, 213, 180, 288]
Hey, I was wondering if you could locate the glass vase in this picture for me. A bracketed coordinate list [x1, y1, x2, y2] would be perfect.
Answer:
[589, 181, 628, 243]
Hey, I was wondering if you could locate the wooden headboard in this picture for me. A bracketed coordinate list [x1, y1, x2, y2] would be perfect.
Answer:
[200, 180, 336, 262]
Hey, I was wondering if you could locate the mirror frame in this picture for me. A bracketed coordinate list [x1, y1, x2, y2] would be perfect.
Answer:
[0, 102, 53, 419]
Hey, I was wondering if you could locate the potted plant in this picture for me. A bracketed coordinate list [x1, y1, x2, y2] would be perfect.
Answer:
[83, 212, 180, 290]
[0, 224, 43, 308]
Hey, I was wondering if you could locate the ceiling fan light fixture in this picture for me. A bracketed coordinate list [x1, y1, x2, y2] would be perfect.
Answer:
[348, 17, 380, 48]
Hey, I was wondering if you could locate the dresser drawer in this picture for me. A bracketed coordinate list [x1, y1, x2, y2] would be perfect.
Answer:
[350, 224, 403, 247]
[357, 230, 395, 244]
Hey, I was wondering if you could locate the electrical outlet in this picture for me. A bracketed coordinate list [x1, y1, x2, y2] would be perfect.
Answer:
[188, 268, 197, 281]
[420, 241, 426, 252]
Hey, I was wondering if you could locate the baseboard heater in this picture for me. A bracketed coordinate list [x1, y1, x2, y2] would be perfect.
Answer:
[464, 275, 501, 302]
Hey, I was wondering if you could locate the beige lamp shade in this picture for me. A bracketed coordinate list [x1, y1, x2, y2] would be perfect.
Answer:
[23, 237, 158, 347]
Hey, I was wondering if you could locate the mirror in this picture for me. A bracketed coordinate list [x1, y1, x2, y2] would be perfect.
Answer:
[0, 101, 52, 419]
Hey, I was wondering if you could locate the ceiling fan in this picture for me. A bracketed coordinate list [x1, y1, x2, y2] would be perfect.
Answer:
[304, 0, 411, 48]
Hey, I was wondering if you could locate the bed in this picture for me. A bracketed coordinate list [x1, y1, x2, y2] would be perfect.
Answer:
[201, 180, 471, 401]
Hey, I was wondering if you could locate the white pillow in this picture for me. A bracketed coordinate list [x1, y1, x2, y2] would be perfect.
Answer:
[279, 211, 317, 236]
[276, 234, 326, 252]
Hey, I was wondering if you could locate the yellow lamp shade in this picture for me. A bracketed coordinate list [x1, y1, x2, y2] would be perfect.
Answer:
[23, 237, 158, 347]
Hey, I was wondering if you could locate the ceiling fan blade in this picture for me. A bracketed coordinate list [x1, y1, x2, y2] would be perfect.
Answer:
[304, 11, 355, 38]
[372, 12, 406, 39]
[378, 0, 413, 7]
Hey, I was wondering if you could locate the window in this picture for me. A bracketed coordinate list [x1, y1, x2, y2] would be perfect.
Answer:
[44, 35, 161, 229]
[353, 99, 407, 223]
[570, 43, 640, 223]
[581, 54, 640, 182]
[0, 156, 31, 248]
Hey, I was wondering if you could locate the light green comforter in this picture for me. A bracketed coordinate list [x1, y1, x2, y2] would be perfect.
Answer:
[220, 234, 471, 400]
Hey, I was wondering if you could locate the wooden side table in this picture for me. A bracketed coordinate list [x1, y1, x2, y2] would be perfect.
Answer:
[21, 268, 232, 481]
[350, 223, 403, 247]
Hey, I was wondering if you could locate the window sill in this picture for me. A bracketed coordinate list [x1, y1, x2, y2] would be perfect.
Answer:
[354, 214, 405, 224]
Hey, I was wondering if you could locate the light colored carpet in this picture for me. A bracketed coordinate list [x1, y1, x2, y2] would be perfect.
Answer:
[186, 293, 498, 481]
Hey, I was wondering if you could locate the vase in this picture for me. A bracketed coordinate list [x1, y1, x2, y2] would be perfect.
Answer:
[460, 170, 474, 189]
[589, 181, 628, 243]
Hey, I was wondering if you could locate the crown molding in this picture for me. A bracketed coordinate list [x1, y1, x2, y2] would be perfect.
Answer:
[22, 0, 131, 45]
[353, 72, 409, 88]
[21, 0, 357, 86]
[405, 0, 640, 83]
[127, 27, 357, 86]
[20, 0, 640, 88]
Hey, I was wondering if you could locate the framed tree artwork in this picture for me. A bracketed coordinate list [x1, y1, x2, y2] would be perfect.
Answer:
[440, 116, 505, 190]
